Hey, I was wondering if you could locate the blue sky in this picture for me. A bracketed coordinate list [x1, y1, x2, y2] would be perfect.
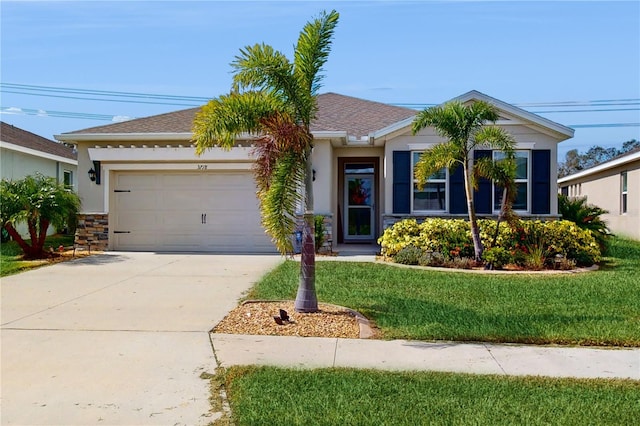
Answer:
[1, 0, 639, 161]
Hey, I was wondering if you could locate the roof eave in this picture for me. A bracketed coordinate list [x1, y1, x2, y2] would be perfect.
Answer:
[558, 151, 640, 183]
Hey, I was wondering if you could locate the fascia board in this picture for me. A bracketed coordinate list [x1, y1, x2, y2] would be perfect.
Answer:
[55, 132, 194, 143]
[0, 141, 77, 165]
[370, 116, 415, 144]
[558, 151, 640, 184]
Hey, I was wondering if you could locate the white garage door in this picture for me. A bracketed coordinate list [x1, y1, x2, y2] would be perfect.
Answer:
[111, 171, 276, 253]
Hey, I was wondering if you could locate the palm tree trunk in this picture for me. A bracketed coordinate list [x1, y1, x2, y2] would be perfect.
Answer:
[294, 148, 318, 312]
[463, 161, 483, 262]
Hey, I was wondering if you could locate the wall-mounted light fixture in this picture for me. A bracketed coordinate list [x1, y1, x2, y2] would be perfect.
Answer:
[312, 169, 316, 181]
[88, 160, 101, 184]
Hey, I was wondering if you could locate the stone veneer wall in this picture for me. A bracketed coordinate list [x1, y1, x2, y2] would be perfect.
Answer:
[75, 213, 109, 251]
[292, 213, 333, 254]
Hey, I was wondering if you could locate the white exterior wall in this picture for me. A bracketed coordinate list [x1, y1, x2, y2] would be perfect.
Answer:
[311, 140, 333, 215]
[1, 147, 77, 188]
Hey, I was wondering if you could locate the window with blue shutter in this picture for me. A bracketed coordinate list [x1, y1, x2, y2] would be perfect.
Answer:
[474, 150, 492, 214]
[392, 151, 411, 214]
[449, 163, 467, 214]
[531, 150, 551, 214]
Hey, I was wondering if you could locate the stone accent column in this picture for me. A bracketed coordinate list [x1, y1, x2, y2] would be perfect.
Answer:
[74, 213, 109, 251]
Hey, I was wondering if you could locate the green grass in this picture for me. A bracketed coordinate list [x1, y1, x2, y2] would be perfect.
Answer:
[0, 234, 75, 277]
[248, 237, 640, 346]
[222, 366, 640, 426]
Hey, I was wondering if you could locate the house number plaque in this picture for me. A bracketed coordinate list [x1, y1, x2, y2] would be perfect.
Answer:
[197, 164, 208, 170]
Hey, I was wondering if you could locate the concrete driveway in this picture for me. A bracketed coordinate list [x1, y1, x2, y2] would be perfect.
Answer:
[1, 252, 282, 425]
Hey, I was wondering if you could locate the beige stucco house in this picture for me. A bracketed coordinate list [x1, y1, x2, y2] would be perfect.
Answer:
[558, 149, 640, 240]
[55, 91, 574, 253]
[1, 121, 78, 237]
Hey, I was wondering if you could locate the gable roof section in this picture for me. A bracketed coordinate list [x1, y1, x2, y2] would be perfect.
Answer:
[558, 147, 640, 184]
[57, 93, 417, 141]
[1, 121, 76, 160]
[453, 90, 575, 141]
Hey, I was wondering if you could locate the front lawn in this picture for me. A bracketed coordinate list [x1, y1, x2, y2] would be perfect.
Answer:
[221, 366, 640, 426]
[0, 234, 75, 277]
[248, 237, 640, 346]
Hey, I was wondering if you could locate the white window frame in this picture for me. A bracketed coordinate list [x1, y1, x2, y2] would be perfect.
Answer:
[411, 151, 448, 213]
[621, 171, 628, 214]
[63, 169, 74, 190]
[492, 150, 530, 213]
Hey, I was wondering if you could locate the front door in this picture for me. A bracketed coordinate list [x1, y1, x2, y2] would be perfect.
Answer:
[344, 164, 375, 240]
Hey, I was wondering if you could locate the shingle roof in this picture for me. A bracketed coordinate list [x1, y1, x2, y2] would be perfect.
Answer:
[1, 121, 76, 160]
[61, 93, 417, 139]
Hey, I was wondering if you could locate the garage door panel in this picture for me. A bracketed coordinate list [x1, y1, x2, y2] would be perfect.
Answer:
[112, 171, 275, 253]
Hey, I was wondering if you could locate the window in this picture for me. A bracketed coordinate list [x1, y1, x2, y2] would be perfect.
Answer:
[493, 151, 529, 211]
[621, 172, 628, 214]
[63, 170, 73, 190]
[412, 152, 447, 212]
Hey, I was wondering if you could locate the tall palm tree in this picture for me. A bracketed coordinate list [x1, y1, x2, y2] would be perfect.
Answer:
[412, 101, 516, 261]
[192, 10, 339, 312]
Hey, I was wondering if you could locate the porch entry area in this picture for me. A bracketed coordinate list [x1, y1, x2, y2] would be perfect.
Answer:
[337, 157, 379, 244]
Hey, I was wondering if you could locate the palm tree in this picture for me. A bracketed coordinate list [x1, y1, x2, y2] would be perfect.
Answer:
[0, 173, 80, 259]
[412, 101, 516, 261]
[192, 10, 339, 312]
[474, 132, 518, 267]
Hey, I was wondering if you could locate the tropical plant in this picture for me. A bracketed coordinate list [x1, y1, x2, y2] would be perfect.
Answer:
[0, 173, 80, 259]
[192, 10, 339, 312]
[558, 194, 610, 251]
[412, 100, 516, 261]
[474, 136, 518, 268]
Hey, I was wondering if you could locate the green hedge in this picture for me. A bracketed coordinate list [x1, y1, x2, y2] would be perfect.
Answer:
[379, 218, 601, 268]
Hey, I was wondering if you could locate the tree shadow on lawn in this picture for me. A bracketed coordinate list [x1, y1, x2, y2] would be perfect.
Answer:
[362, 296, 631, 346]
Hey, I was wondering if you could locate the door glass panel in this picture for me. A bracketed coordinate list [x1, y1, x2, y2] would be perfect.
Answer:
[348, 208, 371, 236]
[345, 174, 374, 238]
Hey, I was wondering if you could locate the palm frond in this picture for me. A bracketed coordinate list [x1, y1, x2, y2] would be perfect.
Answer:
[474, 125, 516, 151]
[293, 9, 339, 124]
[192, 91, 285, 154]
[260, 151, 306, 253]
[414, 143, 459, 189]
[231, 43, 296, 97]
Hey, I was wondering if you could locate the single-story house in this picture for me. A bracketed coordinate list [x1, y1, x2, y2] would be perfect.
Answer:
[1, 121, 78, 238]
[558, 148, 639, 240]
[1, 121, 77, 187]
[55, 90, 574, 253]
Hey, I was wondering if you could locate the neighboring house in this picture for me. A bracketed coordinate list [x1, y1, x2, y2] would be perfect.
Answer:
[1, 121, 78, 237]
[558, 148, 640, 240]
[55, 90, 574, 253]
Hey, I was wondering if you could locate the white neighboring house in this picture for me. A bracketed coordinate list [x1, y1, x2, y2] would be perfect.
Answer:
[55, 90, 573, 253]
[558, 148, 640, 241]
[1, 121, 78, 237]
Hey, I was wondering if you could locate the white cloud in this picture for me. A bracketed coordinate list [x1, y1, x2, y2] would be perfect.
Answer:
[0, 107, 25, 115]
[112, 115, 133, 123]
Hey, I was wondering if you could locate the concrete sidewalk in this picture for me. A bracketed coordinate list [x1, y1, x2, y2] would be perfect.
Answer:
[210, 334, 640, 380]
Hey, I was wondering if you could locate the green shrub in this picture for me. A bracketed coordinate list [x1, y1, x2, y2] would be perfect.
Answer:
[393, 245, 423, 265]
[380, 218, 602, 268]
[314, 215, 326, 253]
[482, 247, 511, 269]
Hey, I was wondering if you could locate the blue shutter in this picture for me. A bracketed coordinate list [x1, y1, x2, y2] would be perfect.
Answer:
[449, 164, 467, 214]
[393, 151, 411, 214]
[531, 150, 551, 214]
[474, 150, 492, 214]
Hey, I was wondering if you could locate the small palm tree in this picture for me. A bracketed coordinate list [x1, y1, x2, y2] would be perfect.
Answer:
[0, 173, 80, 259]
[412, 100, 516, 261]
[192, 10, 339, 312]
[558, 194, 610, 251]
